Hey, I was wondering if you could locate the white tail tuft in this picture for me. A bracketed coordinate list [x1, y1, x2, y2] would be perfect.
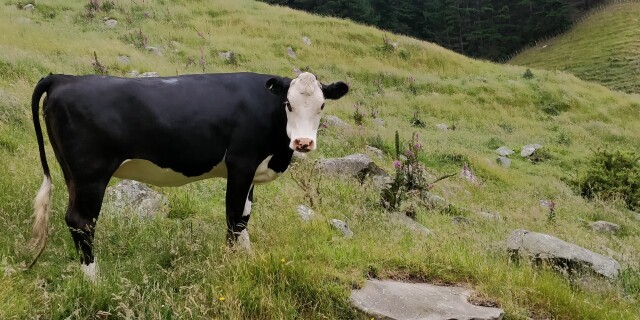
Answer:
[30, 176, 52, 254]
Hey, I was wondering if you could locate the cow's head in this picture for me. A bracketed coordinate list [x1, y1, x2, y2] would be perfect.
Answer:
[267, 72, 348, 153]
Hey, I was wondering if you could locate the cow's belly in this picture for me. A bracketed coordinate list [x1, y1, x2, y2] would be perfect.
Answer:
[112, 156, 280, 187]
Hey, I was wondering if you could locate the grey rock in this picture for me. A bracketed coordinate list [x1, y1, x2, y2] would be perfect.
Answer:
[452, 216, 471, 225]
[23, 4, 35, 11]
[497, 156, 511, 168]
[495, 147, 514, 157]
[293, 68, 302, 76]
[104, 19, 118, 28]
[292, 151, 307, 161]
[145, 46, 163, 56]
[286, 46, 297, 59]
[126, 70, 140, 77]
[589, 221, 620, 233]
[139, 72, 159, 78]
[521, 144, 542, 157]
[117, 55, 130, 64]
[296, 205, 315, 221]
[477, 211, 502, 220]
[105, 180, 168, 218]
[421, 191, 447, 209]
[372, 118, 385, 126]
[316, 153, 388, 180]
[329, 219, 353, 238]
[436, 123, 449, 131]
[507, 229, 621, 279]
[365, 145, 384, 159]
[390, 212, 432, 236]
[539, 199, 554, 208]
[302, 36, 311, 45]
[218, 51, 235, 61]
[635, 213, 640, 221]
[372, 174, 393, 190]
[351, 280, 504, 320]
[323, 115, 348, 127]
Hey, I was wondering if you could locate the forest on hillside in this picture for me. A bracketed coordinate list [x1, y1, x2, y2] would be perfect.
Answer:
[261, 0, 607, 60]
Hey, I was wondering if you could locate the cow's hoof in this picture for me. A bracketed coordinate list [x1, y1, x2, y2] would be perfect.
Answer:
[81, 261, 99, 282]
[233, 229, 252, 252]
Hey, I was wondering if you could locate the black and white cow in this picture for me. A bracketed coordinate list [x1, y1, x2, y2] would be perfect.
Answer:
[30, 72, 348, 279]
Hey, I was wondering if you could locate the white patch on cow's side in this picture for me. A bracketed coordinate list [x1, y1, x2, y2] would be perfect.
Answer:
[113, 157, 227, 187]
[286, 72, 325, 151]
[161, 78, 179, 84]
[253, 156, 280, 184]
[235, 229, 252, 251]
[81, 262, 98, 282]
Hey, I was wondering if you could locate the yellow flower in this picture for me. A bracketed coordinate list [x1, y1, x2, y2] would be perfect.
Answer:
[218, 297, 225, 302]
[280, 258, 286, 263]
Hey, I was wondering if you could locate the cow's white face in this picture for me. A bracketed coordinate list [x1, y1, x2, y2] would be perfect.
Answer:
[267, 72, 349, 153]
[285, 73, 325, 152]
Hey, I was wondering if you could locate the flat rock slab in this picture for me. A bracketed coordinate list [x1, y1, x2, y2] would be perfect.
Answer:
[507, 229, 620, 279]
[351, 280, 504, 320]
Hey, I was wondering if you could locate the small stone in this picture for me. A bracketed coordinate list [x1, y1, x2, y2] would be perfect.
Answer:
[497, 156, 511, 168]
[477, 211, 501, 220]
[286, 47, 297, 59]
[635, 213, 640, 221]
[139, 72, 159, 78]
[218, 51, 235, 61]
[117, 55, 130, 65]
[104, 180, 168, 218]
[316, 154, 388, 180]
[421, 191, 447, 209]
[23, 3, 35, 11]
[390, 212, 432, 236]
[292, 151, 307, 160]
[104, 19, 118, 28]
[126, 70, 140, 77]
[589, 221, 620, 233]
[436, 123, 449, 131]
[372, 118, 385, 126]
[145, 46, 163, 56]
[452, 216, 471, 225]
[296, 205, 315, 221]
[293, 68, 302, 76]
[365, 145, 383, 159]
[495, 146, 514, 157]
[302, 36, 311, 46]
[323, 115, 348, 127]
[539, 199, 554, 208]
[329, 219, 353, 238]
[521, 144, 542, 157]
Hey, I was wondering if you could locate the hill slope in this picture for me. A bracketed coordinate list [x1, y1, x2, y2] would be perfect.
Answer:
[1, 0, 640, 319]
[510, 2, 640, 94]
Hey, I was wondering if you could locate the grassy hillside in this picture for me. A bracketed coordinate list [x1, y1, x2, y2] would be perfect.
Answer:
[510, 2, 640, 94]
[1, 0, 639, 319]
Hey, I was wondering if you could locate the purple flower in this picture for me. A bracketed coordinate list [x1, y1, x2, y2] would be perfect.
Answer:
[393, 160, 402, 169]
[414, 143, 422, 150]
[405, 150, 414, 157]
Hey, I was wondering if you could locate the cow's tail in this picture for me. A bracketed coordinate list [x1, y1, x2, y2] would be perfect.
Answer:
[29, 75, 54, 268]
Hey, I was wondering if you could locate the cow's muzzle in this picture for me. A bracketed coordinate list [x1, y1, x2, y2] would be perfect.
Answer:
[293, 138, 314, 153]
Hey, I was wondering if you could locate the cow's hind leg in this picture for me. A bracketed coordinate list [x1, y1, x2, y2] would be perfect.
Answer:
[65, 178, 110, 281]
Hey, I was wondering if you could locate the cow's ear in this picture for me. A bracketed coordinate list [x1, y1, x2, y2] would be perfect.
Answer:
[322, 82, 349, 100]
[266, 77, 289, 96]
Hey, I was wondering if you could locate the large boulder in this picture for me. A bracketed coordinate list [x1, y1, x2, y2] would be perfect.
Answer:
[351, 280, 504, 320]
[104, 180, 168, 218]
[507, 229, 620, 279]
[589, 221, 620, 234]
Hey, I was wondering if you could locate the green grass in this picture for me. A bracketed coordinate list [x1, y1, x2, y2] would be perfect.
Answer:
[1, 0, 640, 318]
[510, 2, 640, 94]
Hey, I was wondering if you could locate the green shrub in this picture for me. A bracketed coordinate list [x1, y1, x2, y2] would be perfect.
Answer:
[576, 149, 640, 211]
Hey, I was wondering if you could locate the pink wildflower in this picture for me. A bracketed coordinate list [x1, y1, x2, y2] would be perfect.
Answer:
[393, 160, 402, 169]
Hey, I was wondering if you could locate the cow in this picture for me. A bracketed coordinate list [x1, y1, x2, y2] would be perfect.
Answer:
[29, 72, 348, 280]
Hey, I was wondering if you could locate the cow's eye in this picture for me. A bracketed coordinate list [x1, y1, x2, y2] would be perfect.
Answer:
[320, 103, 325, 110]
[285, 101, 292, 112]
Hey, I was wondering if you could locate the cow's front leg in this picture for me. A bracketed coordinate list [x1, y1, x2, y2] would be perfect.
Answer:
[225, 161, 256, 251]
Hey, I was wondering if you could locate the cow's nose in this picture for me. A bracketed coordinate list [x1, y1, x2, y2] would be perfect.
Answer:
[293, 138, 314, 152]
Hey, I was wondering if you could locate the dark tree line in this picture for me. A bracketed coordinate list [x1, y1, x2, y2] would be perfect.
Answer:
[261, 0, 606, 61]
